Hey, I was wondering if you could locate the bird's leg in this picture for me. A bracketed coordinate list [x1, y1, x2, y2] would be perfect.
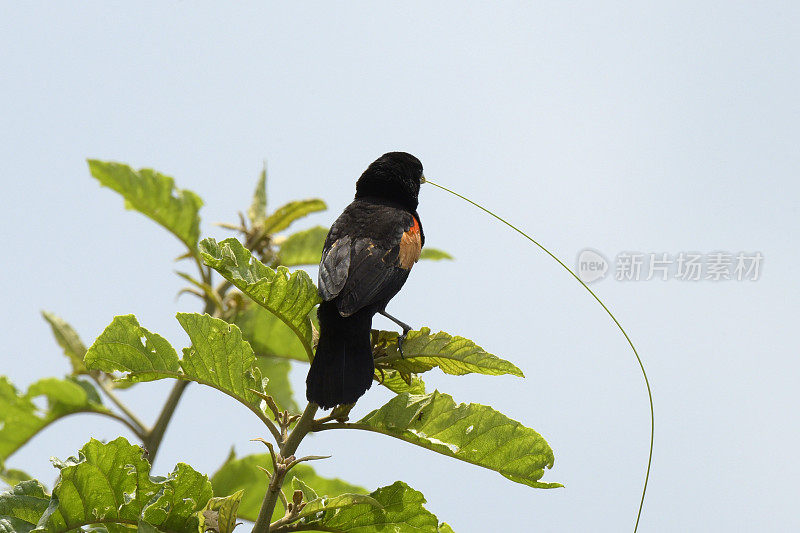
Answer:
[378, 310, 412, 358]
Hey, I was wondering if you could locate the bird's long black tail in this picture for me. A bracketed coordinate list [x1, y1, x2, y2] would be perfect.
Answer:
[306, 301, 374, 409]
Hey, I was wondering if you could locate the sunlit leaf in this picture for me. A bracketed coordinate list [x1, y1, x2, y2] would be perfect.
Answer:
[277, 225, 327, 266]
[34, 437, 211, 532]
[234, 302, 308, 362]
[372, 328, 524, 378]
[87, 160, 203, 250]
[0, 464, 32, 488]
[419, 248, 453, 261]
[198, 490, 242, 533]
[211, 452, 366, 523]
[0, 480, 50, 531]
[262, 199, 326, 234]
[293, 492, 382, 522]
[355, 391, 560, 489]
[295, 481, 441, 533]
[41, 312, 87, 375]
[376, 369, 427, 395]
[0, 377, 107, 466]
[200, 238, 320, 359]
[84, 314, 273, 425]
[248, 166, 267, 225]
[253, 356, 298, 413]
[83, 315, 179, 383]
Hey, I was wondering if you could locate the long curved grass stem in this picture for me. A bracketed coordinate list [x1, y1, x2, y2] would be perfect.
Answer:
[425, 178, 653, 532]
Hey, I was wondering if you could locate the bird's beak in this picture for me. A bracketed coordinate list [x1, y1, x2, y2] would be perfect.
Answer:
[420, 174, 426, 184]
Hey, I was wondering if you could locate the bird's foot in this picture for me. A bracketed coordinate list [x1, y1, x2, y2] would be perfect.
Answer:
[397, 328, 410, 359]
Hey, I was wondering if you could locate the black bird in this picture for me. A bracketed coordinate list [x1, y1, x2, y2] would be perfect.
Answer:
[306, 152, 425, 409]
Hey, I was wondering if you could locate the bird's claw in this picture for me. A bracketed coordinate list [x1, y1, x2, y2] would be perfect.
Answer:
[397, 329, 410, 359]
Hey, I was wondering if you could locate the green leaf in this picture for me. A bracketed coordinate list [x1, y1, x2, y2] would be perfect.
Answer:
[277, 225, 327, 266]
[295, 481, 441, 533]
[252, 356, 298, 413]
[0, 464, 32, 488]
[355, 391, 560, 489]
[0, 377, 108, 466]
[87, 160, 203, 250]
[211, 452, 366, 523]
[372, 328, 524, 378]
[34, 437, 211, 532]
[200, 238, 321, 359]
[248, 166, 267, 225]
[291, 477, 318, 501]
[85, 314, 273, 426]
[83, 315, 180, 383]
[41, 312, 87, 375]
[262, 199, 326, 234]
[293, 492, 382, 522]
[376, 369, 427, 395]
[438, 523, 456, 533]
[198, 490, 242, 533]
[0, 480, 50, 530]
[419, 248, 453, 261]
[234, 302, 309, 362]
[0, 516, 36, 533]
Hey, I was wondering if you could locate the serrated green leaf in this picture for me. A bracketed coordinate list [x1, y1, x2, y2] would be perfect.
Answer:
[85, 314, 274, 426]
[211, 453, 366, 523]
[234, 302, 308, 362]
[200, 238, 321, 359]
[248, 166, 267, 225]
[0, 377, 108, 466]
[262, 199, 326, 234]
[277, 225, 328, 266]
[0, 480, 50, 529]
[295, 481, 440, 533]
[438, 523, 456, 533]
[418, 248, 453, 261]
[294, 492, 382, 522]
[87, 160, 203, 250]
[198, 490, 242, 533]
[41, 312, 87, 375]
[252, 356, 298, 413]
[84, 315, 180, 383]
[27, 378, 93, 411]
[33, 437, 211, 533]
[355, 391, 560, 489]
[377, 369, 427, 395]
[372, 328, 524, 378]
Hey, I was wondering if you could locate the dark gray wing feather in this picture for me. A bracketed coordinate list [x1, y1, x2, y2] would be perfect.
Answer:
[318, 235, 351, 301]
[336, 237, 408, 317]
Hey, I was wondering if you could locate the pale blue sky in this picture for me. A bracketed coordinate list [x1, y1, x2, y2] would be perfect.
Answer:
[2, 2, 798, 531]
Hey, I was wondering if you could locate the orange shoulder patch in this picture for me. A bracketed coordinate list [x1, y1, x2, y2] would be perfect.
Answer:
[399, 217, 422, 269]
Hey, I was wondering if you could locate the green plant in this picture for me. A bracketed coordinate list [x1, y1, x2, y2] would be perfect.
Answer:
[0, 161, 559, 532]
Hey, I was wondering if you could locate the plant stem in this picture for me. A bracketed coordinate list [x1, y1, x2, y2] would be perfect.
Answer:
[252, 402, 319, 533]
[89, 410, 148, 441]
[90, 374, 149, 436]
[143, 380, 189, 461]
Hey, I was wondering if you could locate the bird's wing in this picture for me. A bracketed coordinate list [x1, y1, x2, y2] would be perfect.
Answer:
[318, 212, 422, 316]
[318, 234, 351, 301]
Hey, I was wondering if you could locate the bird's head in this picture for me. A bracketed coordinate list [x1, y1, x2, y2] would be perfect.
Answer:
[355, 152, 424, 211]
